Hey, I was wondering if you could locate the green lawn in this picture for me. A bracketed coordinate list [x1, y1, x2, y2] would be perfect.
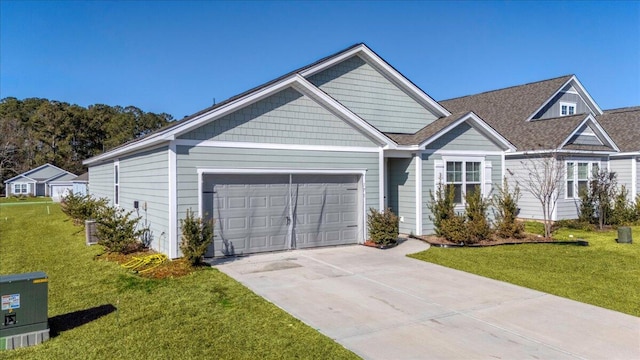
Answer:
[0, 203, 358, 359]
[409, 224, 640, 317]
[0, 196, 53, 204]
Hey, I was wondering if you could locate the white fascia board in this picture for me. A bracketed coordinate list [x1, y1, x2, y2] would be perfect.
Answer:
[570, 76, 603, 115]
[196, 168, 367, 176]
[419, 112, 516, 151]
[610, 151, 640, 157]
[507, 149, 616, 156]
[292, 75, 394, 147]
[84, 76, 302, 166]
[559, 115, 619, 151]
[526, 76, 603, 121]
[299, 45, 451, 118]
[4, 174, 35, 184]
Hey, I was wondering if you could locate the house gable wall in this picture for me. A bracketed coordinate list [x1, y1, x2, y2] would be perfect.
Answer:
[566, 124, 604, 146]
[27, 165, 68, 180]
[536, 91, 592, 120]
[178, 87, 378, 147]
[426, 122, 504, 152]
[307, 55, 438, 134]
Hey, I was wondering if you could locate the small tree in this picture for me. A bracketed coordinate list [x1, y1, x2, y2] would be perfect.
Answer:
[427, 182, 456, 238]
[179, 209, 214, 266]
[610, 185, 636, 226]
[589, 170, 617, 230]
[464, 187, 492, 243]
[492, 178, 524, 239]
[578, 186, 596, 224]
[367, 208, 399, 246]
[515, 153, 565, 238]
[96, 206, 147, 254]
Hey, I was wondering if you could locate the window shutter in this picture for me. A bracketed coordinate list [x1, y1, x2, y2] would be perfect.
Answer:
[434, 160, 444, 192]
[483, 161, 492, 198]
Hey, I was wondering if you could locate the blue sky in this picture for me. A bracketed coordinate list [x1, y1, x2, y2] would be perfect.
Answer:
[1, 1, 638, 119]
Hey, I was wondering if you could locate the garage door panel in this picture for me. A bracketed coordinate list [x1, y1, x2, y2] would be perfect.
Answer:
[292, 174, 359, 248]
[206, 173, 360, 256]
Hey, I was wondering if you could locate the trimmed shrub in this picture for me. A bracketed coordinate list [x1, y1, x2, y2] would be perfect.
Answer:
[464, 186, 492, 243]
[96, 205, 147, 254]
[439, 214, 467, 243]
[61, 192, 108, 224]
[179, 209, 214, 266]
[492, 178, 524, 239]
[367, 208, 399, 246]
[610, 186, 636, 225]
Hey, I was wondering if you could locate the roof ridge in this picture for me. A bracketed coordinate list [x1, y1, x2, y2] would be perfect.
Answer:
[440, 74, 574, 102]
[601, 106, 640, 113]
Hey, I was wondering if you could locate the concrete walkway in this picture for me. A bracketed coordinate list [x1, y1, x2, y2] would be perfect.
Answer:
[214, 239, 640, 359]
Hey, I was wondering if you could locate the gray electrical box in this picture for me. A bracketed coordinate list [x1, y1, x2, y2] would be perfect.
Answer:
[0, 272, 49, 350]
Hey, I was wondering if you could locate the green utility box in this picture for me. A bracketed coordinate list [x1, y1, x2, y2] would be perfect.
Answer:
[0, 272, 49, 350]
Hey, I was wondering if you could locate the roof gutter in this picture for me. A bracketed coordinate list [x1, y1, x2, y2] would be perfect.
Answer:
[507, 149, 617, 156]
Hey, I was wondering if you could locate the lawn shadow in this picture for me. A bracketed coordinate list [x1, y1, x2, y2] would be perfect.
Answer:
[49, 304, 117, 337]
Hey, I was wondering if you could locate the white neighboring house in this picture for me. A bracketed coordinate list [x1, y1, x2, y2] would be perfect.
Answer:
[4, 163, 77, 202]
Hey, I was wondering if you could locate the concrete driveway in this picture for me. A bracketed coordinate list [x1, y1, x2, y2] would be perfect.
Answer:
[214, 239, 640, 359]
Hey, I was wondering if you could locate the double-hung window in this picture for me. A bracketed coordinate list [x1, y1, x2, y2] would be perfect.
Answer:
[445, 160, 482, 203]
[566, 161, 599, 198]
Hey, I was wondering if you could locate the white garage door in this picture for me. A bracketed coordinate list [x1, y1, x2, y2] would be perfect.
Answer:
[204, 174, 360, 257]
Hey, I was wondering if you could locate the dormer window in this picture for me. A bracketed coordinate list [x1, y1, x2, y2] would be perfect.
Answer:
[560, 102, 576, 116]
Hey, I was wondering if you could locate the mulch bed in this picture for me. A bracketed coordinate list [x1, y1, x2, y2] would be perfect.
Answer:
[416, 234, 588, 247]
[95, 250, 198, 279]
[363, 240, 399, 249]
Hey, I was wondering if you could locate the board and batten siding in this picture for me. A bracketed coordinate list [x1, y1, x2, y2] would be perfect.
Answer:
[118, 146, 170, 254]
[426, 122, 504, 152]
[307, 55, 438, 134]
[88, 162, 114, 202]
[387, 157, 416, 234]
[536, 91, 592, 120]
[178, 87, 378, 147]
[175, 146, 380, 252]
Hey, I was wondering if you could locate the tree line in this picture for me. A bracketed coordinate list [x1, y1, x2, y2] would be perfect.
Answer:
[0, 97, 173, 192]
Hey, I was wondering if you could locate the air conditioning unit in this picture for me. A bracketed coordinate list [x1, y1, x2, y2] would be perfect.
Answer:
[85, 220, 98, 245]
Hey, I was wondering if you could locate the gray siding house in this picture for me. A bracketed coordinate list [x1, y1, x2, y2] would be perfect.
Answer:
[83, 44, 514, 258]
[441, 76, 638, 221]
[4, 163, 77, 201]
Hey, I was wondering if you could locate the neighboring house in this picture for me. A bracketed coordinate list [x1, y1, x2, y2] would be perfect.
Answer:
[596, 107, 640, 203]
[4, 163, 77, 201]
[71, 172, 89, 196]
[441, 76, 638, 221]
[83, 43, 514, 258]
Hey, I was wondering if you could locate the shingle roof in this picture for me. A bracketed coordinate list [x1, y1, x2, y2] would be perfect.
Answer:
[440, 75, 577, 150]
[596, 107, 640, 152]
[384, 112, 469, 145]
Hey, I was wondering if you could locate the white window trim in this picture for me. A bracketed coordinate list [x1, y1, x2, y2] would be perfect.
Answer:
[565, 160, 600, 199]
[441, 156, 485, 204]
[560, 101, 577, 116]
[114, 160, 120, 206]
